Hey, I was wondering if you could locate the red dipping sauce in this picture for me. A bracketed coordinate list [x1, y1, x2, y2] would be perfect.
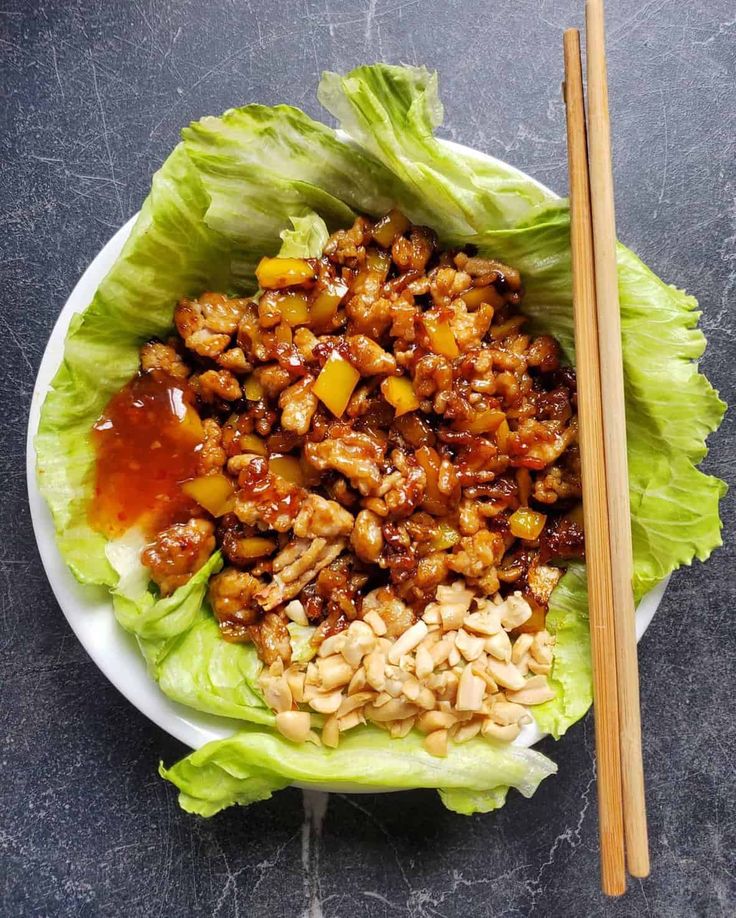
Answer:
[89, 372, 203, 538]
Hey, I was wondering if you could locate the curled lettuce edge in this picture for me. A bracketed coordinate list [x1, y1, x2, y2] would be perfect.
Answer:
[158, 727, 556, 818]
[34, 63, 725, 816]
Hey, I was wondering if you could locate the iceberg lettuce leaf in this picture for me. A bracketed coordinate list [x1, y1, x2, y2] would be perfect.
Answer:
[160, 727, 556, 817]
[531, 564, 592, 739]
[317, 64, 553, 236]
[106, 545, 272, 724]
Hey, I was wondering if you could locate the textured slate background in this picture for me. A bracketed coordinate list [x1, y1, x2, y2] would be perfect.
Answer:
[2, 1, 734, 915]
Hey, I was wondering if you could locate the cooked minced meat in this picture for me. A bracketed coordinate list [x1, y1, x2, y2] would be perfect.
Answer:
[114, 210, 584, 662]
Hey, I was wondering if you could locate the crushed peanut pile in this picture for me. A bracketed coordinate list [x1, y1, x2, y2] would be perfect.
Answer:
[91, 209, 584, 755]
[262, 581, 556, 756]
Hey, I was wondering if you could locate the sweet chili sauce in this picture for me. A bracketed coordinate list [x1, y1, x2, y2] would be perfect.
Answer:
[88, 371, 204, 538]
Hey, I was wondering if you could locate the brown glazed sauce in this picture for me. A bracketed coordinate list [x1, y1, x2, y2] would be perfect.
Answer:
[89, 371, 203, 537]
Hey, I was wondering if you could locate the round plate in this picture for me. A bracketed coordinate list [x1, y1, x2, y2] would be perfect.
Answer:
[26, 140, 669, 763]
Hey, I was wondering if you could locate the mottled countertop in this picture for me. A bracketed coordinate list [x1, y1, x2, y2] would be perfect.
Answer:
[2, 1, 734, 915]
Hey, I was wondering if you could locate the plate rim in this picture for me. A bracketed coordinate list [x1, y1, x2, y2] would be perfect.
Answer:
[25, 137, 669, 767]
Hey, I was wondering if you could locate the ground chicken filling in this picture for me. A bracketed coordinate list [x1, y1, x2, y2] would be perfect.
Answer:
[92, 210, 584, 755]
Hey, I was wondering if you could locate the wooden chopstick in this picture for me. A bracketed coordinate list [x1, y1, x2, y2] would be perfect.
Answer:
[563, 28, 626, 897]
[585, 0, 650, 879]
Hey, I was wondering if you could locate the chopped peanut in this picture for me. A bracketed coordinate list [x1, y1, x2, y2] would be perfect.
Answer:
[276, 711, 312, 743]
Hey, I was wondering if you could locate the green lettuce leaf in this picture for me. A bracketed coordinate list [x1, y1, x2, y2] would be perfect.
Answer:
[438, 785, 510, 816]
[160, 727, 556, 817]
[105, 541, 272, 724]
[278, 214, 330, 259]
[287, 622, 318, 664]
[110, 538, 223, 644]
[532, 564, 592, 739]
[317, 64, 552, 236]
[151, 617, 272, 725]
[181, 105, 393, 288]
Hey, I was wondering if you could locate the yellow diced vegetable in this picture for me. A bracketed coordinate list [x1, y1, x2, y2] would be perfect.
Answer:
[269, 454, 305, 486]
[381, 376, 420, 417]
[182, 474, 235, 517]
[461, 286, 503, 310]
[240, 433, 267, 456]
[466, 409, 506, 434]
[365, 248, 391, 276]
[372, 209, 410, 248]
[243, 375, 264, 400]
[313, 352, 360, 417]
[516, 601, 546, 634]
[509, 507, 547, 541]
[423, 315, 459, 358]
[275, 322, 293, 346]
[496, 418, 511, 452]
[490, 315, 526, 339]
[431, 521, 460, 551]
[233, 537, 277, 560]
[310, 280, 348, 326]
[178, 404, 204, 442]
[277, 291, 310, 326]
[256, 256, 315, 289]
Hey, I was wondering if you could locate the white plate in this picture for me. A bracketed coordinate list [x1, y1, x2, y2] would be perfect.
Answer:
[26, 140, 668, 772]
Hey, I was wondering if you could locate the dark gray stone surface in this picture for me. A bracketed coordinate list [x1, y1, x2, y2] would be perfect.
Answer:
[2, 0, 734, 915]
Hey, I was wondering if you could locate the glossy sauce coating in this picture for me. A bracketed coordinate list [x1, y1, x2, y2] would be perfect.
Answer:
[89, 371, 203, 537]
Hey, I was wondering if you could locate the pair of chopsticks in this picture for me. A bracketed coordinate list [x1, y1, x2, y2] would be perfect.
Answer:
[563, 0, 649, 897]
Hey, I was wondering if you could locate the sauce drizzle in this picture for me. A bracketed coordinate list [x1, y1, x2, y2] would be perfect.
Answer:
[89, 371, 203, 538]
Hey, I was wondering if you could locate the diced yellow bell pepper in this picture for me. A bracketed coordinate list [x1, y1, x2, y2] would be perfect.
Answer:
[177, 404, 205, 442]
[240, 433, 267, 456]
[312, 352, 360, 417]
[490, 315, 526, 339]
[509, 507, 547, 541]
[496, 418, 511, 452]
[269, 454, 305, 486]
[182, 474, 235, 517]
[516, 601, 546, 634]
[381, 376, 420, 417]
[365, 248, 392, 276]
[423, 315, 459, 358]
[466, 409, 506, 434]
[461, 285, 503, 310]
[233, 536, 277, 560]
[256, 256, 315, 289]
[243, 375, 264, 400]
[277, 291, 310, 326]
[431, 521, 460, 551]
[372, 209, 410, 248]
[275, 322, 293, 346]
[310, 280, 348, 326]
